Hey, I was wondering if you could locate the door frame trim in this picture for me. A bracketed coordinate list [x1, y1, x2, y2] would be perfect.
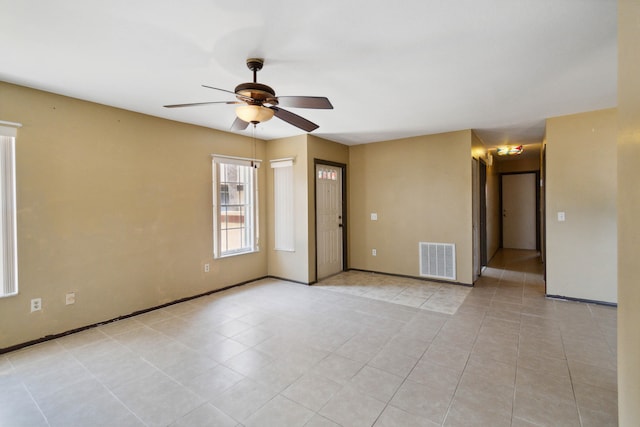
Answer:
[479, 159, 488, 267]
[313, 159, 347, 283]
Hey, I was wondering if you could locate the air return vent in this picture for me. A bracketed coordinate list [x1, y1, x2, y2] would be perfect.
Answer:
[419, 242, 456, 281]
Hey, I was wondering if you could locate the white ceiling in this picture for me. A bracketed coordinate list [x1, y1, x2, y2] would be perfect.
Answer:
[1, 0, 617, 148]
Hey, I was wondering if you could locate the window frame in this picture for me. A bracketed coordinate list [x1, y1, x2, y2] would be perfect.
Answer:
[212, 155, 260, 258]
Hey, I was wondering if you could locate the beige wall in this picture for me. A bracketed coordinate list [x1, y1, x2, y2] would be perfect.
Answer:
[265, 135, 309, 283]
[264, 134, 348, 284]
[617, 0, 640, 423]
[545, 109, 617, 303]
[307, 135, 349, 282]
[495, 156, 540, 173]
[0, 83, 267, 348]
[348, 130, 474, 284]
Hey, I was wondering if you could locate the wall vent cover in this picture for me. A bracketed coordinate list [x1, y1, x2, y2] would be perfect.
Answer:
[419, 242, 456, 281]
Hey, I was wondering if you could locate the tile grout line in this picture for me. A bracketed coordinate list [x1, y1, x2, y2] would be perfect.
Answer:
[368, 313, 451, 426]
[67, 341, 152, 427]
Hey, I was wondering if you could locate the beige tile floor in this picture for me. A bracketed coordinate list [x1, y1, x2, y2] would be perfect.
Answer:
[0, 249, 617, 426]
[315, 271, 471, 314]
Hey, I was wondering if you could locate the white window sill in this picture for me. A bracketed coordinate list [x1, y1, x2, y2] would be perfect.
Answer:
[215, 248, 259, 259]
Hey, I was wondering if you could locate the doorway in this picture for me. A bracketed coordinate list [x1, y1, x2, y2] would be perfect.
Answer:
[501, 172, 539, 250]
[315, 161, 346, 280]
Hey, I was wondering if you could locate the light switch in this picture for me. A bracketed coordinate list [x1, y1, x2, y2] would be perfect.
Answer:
[370, 213, 378, 221]
[557, 212, 566, 222]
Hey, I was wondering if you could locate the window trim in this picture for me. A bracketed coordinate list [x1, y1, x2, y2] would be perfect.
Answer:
[212, 155, 261, 258]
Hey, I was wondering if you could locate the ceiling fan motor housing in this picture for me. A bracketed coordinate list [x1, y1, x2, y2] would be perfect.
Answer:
[234, 82, 277, 105]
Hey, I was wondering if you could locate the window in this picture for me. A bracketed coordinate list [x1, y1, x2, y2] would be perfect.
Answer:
[212, 156, 260, 257]
[271, 158, 294, 251]
[0, 124, 18, 298]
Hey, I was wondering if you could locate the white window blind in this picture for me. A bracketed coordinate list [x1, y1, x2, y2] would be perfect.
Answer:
[0, 123, 19, 298]
[271, 158, 294, 251]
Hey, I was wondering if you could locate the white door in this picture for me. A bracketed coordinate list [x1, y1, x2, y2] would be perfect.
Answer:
[502, 173, 537, 250]
[316, 164, 343, 279]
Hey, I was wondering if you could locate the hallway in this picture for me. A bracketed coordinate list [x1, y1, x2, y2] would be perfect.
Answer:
[467, 249, 617, 426]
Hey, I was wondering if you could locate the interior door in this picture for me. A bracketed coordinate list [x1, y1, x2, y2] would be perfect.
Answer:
[316, 164, 343, 279]
[502, 173, 537, 250]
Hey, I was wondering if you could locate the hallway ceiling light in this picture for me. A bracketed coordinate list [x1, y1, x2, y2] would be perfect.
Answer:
[497, 145, 524, 156]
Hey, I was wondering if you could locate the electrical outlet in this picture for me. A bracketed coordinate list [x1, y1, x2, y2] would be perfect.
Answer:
[65, 292, 76, 305]
[204, 263, 210, 273]
[31, 298, 42, 312]
[372, 249, 377, 256]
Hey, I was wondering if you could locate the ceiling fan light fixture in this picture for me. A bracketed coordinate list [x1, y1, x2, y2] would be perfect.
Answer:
[235, 105, 274, 124]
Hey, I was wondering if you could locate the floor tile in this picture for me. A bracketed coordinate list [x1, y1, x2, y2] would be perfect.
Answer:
[578, 406, 619, 427]
[463, 353, 516, 385]
[390, 378, 455, 424]
[304, 414, 342, 427]
[7, 340, 68, 370]
[310, 353, 365, 384]
[368, 347, 419, 377]
[0, 383, 49, 427]
[222, 348, 274, 377]
[568, 359, 617, 392]
[407, 359, 461, 391]
[18, 353, 93, 401]
[246, 359, 305, 391]
[244, 395, 314, 427]
[319, 385, 387, 427]
[573, 381, 618, 418]
[282, 372, 342, 411]
[374, 405, 440, 427]
[454, 372, 514, 413]
[210, 377, 279, 422]
[161, 352, 218, 384]
[183, 364, 245, 401]
[57, 328, 109, 350]
[37, 378, 143, 427]
[81, 348, 160, 390]
[335, 335, 385, 363]
[444, 393, 512, 427]
[515, 365, 575, 403]
[420, 341, 470, 374]
[349, 365, 404, 402]
[513, 389, 580, 427]
[112, 371, 204, 426]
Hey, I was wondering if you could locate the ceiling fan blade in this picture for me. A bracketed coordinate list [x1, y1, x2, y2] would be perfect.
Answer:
[271, 107, 319, 132]
[231, 117, 249, 131]
[202, 85, 253, 102]
[201, 85, 237, 96]
[164, 101, 239, 108]
[276, 96, 333, 109]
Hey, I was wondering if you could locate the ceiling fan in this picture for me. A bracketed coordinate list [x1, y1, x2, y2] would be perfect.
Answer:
[164, 58, 333, 132]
